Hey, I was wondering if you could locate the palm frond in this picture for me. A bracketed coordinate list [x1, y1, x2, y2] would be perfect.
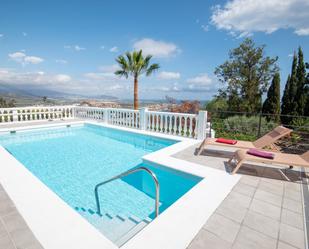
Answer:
[136, 50, 143, 64]
[146, 63, 160, 76]
[115, 70, 129, 78]
[140, 55, 152, 73]
[115, 50, 160, 78]
[125, 52, 133, 69]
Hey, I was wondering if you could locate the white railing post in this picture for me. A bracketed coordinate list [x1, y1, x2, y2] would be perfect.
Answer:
[12, 110, 18, 122]
[139, 107, 148, 130]
[197, 110, 207, 140]
[72, 107, 76, 118]
[104, 108, 109, 124]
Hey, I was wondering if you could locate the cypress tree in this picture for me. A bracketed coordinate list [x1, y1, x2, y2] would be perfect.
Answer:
[281, 53, 298, 124]
[281, 75, 291, 120]
[305, 63, 309, 116]
[296, 47, 307, 116]
[262, 73, 280, 122]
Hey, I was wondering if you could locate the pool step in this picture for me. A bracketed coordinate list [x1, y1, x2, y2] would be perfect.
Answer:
[115, 217, 151, 247]
[75, 207, 152, 245]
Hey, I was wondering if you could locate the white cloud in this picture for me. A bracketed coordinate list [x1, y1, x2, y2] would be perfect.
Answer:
[211, 0, 309, 36]
[201, 24, 209, 32]
[0, 68, 71, 86]
[24, 56, 44, 64]
[100, 45, 105, 50]
[74, 45, 85, 51]
[149, 83, 181, 92]
[0, 67, 126, 95]
[55, 59, 68, 64]
[22, 32, 27, 37]
[150, 73, 217, 93]
[64, 45, 85, 51]
[8, 51, 44, 65]
[98, 64, 120, 73]
[295, 28, 309, 36]
[0, 34, 3, 38]
[133, 38, 180, 58]
[9, 52, 26, 63]
[183, 73, 218, 92]
[158, 71, 181, 80]
[54, 74, 71, 83]
[109, 46, 119, 52]
[84, 72, 115, 80]
[82, 71, 128, 92]
[187, 73, 212, 85]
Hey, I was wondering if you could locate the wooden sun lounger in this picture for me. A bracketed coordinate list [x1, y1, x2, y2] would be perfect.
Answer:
[197, 126, 292, 155]
[228, 150, 309, 174]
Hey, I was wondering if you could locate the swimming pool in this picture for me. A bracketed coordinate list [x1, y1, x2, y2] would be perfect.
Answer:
[0, 124, 202, 245]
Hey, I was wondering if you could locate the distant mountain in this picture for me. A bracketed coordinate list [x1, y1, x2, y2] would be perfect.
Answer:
[0, 84, 37, 98]
[0, 84, 118, 101]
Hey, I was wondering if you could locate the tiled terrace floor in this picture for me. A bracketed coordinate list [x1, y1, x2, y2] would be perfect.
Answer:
[174, 145, 308, 249]
[0, 184, 42, 249]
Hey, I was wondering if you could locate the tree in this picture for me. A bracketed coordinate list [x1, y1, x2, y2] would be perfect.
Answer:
[305, 63, 309, 116]
[0, 97, 16, 108]
[262, 72, 280, 122]
[115, 50, 160, 110]
[205, 97, 228, 112]
[281, 75, 291, 123]
[281, 53, 298, 124]
[215, 38, 278, 113]
[170, 100, 200, 114]
[295, 47, 307, 116]
[42, 96, 47, 103]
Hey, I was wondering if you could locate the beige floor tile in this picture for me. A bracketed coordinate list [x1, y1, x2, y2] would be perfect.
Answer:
[233, 182, 256, 197]
[243, 211, 280, 239]
[254, 189, 283, 207]
[249, 198, 281, 220]
[188, 230, 232, 249]
[279, 223, 305, 249]
[203, 213, 241, 243]
[281, 208, 304, 230]
[232, 226, 277, 249]
[282, 198, 303, 214]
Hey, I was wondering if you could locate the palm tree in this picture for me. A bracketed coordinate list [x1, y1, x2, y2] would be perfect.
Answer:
[115, 50, 160, 109]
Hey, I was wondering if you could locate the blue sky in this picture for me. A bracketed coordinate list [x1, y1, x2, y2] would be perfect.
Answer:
[0, 0, 308, 100]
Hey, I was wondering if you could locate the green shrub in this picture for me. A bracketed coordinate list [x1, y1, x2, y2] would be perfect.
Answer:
[212, 115, 278, 141]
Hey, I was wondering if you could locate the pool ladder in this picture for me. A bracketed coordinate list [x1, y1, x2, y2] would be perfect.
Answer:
[94, 167, 160, 218]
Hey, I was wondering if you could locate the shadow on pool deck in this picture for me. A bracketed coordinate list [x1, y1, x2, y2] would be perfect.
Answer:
[173, 144, 308, 249]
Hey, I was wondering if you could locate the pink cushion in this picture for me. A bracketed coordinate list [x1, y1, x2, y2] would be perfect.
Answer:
[216, 138, 237, 145]
[247, 148, 274, 159]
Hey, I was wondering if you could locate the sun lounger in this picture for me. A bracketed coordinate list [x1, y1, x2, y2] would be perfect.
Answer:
[197, 126, 292, 155]
[228, 149, 309, 174]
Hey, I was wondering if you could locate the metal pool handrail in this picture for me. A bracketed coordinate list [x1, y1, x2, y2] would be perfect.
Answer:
[94, 167, 160, 218]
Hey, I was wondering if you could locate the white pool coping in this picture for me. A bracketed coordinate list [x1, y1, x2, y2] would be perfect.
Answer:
[0, 121, 241, 249]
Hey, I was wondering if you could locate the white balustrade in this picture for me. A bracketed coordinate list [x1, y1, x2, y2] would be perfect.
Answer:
[146, 111, 198, 138]
[73, 107, 105, 121]
[0, 106, 74, 124]
[107, 108, 140, 128]
[0, 106, 208, 139]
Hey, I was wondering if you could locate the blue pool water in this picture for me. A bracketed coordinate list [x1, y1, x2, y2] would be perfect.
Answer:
[0, 124, 201, 244]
